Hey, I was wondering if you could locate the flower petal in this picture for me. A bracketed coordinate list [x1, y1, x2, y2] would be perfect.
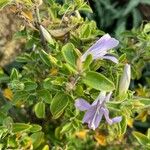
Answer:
[75, 98, 91, 111]
[89, 34, 119, 52]
[103, 55, 118, 64]
[101, 107, 113, 125]
[81, 34, 109, 61]
[88, 34, 112, 52]
[92, 91, 106, 106]
[102, 37, 119, 51]
[88, 109, 103, 130]
[81, 34, 119, 61]
[82, 106, 96, 123]
[112, 116, 122, 124]
[90, 50, 107, 60]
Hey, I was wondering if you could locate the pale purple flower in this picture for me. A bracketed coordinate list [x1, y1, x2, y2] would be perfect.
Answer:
[75, 91, 122, 130]
[81, 34, 119, 63]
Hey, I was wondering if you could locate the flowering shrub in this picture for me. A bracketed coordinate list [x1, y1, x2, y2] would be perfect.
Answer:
[0, 0, 150, 149]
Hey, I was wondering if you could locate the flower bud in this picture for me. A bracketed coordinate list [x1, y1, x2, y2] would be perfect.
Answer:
[119, 64, 131, 96]
[40, 25, 54, 45]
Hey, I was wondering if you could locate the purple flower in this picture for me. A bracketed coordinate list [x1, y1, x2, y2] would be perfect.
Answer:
[81, 34, 119, 63]
[75, 91, 122, 130]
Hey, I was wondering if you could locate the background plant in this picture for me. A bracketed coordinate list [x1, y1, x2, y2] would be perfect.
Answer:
[90, 0, 150, 37]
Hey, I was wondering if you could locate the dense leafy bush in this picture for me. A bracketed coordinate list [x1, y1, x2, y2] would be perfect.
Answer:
[0, 0, 150, 149]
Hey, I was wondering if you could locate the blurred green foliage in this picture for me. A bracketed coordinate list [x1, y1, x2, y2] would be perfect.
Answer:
[92, 0, 150, 36]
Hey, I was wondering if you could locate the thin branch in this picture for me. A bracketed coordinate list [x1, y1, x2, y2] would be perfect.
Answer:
[34, 6, 49, 51]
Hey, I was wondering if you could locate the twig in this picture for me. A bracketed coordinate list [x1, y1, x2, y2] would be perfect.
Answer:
[34, 6, 49, 51]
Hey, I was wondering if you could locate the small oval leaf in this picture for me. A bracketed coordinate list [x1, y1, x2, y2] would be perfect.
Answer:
[83, 71, 115, 91]
[62, 43, 78, 68]
[133, 131, 150, 146]
[50, 92, 69, 119]
[24, 81, 37, 91]
[10, 68, 19, 80]
[31, 132, 44, 149]
[30, 124, 42, 133]
[38, 89, 52, 104]
[12, 123, 32, 133]
[34, 102, 45, 118]
[39, 49, 51, 67]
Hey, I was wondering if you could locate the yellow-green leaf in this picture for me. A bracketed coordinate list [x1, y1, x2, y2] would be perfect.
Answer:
[34, 102, 45, 118]
[50, 92, 69, 119]
[83, 71, 115, 91]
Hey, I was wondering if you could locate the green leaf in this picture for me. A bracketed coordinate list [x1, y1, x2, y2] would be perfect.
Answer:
[75, 85, 84, 97]
[49, 54, 59, 66]
[140, 0, 150, 5]
[135, 98, 150, 107]
[83, 71, 115, 91]
[0, 74, 9, 83]
[34, 102, 45, 118]
[50, 92, 70, 119]
[123, 0, 140, 16]
[62, 43, 78, 68]
[115, 19, 126, 37]
[107, 101, 122, 111]
[0, 0, 10, 9]
[119, 53, 127, 62]
[30, 124, 42, 133]
[10, 80, 24, 91]
[38, 89, 52, 104]
[78, 3, 93, 13]
[60, 123, 72, 134]
[7, 136, 17, 148]
[119, 115, 127, 135]
[143, 23, 150, 33]
[147, 128, 150, 140]
[39, 49, 51, 67]
[147, 128, 150, 139]
[80, 24, 91, 38]
[0, 126, 8, 139]
[10, 68, 19, 80]
[13, 91, 29, 105]
[42, 145, 49, 150]
[83, 54, 93, 70]
[132, 8, 142, 28]
[63, 63, 77, 73]
[133, 131, 150, 146]
[31, 132, 44, 149]
[12, 123, 32, 133]
[24, 81, 37, 91]
[59, 3, 74, 15]
[43, 78, 52, 89]
[0, 144, 3, 149]
[0, 103, 12, 115]
[16, 53, 33, 63]
[3, 117, 13, 129]
[0, 112, 7, 124]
